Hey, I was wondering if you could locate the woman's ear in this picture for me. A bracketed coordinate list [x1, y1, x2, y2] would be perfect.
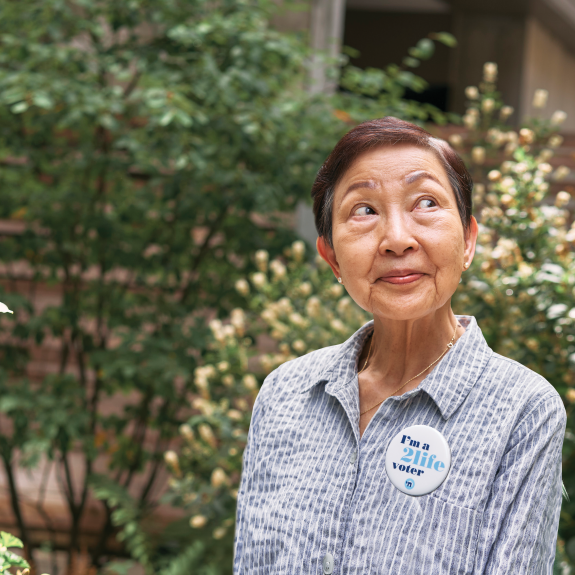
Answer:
[463, 216, 479, 269]
[316, 236, 341, 280]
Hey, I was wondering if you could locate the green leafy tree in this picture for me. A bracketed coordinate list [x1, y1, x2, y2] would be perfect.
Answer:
[0, 0, 454, 572]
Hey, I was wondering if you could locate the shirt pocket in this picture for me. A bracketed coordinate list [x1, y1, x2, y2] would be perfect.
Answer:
[396, 496, 484, 575]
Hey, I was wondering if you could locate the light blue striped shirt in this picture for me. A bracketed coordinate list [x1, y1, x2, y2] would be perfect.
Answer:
[234, 315, 566, 574]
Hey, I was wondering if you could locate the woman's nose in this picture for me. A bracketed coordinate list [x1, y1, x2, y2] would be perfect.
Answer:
[377, 213, 419, 256]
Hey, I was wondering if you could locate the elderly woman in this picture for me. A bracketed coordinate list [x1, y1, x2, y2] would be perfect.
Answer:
[234, 117, 566, 574]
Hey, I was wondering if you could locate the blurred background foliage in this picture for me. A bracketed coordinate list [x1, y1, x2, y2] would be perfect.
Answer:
[0, 0, 572, 573]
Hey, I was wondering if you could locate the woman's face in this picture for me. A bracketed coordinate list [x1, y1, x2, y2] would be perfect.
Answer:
[317, 144, 478, 321]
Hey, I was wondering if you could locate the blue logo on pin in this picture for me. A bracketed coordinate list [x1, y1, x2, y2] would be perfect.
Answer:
[405, 479, 415, 490]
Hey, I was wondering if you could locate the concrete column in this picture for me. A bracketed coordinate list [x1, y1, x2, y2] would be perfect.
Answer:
[308, 0, 347, 94]
[298, 0, 346, 245]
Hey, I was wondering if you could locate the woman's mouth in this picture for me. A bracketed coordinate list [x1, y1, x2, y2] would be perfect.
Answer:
[379, 270, 425, 285]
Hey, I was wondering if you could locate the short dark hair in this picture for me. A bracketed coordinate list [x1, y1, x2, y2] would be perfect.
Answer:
[311, 117, 473, 247]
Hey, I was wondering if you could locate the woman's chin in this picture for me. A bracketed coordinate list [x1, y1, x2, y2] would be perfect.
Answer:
[367, 295, 442, 322]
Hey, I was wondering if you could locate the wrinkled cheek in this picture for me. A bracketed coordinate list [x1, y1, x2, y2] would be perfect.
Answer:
[432, 255, 465, 302]
[345, 278, 375, 314]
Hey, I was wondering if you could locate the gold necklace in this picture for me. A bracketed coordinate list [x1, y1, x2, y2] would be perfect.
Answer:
[359, 322, 459, 416]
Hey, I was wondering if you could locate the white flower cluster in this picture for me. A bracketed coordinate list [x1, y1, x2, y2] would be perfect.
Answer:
[194, 364, 216, 397]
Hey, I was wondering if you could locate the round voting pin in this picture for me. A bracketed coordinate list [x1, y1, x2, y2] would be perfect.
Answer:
[385, 424, 451, 497]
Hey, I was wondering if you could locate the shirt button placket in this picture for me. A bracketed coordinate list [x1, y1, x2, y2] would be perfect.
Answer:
[350, 450, 357, 465]
[322, 553, 334, 574]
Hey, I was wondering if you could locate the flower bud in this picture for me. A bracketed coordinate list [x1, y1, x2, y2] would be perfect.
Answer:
[190, 515, 208, 528]
[251, 272, 267, 289]
[211, 467, 229, 488]
[235, 279, 249, 296]
[483, 62, 498, 83]
[254, 249, 269, 272]
[463, 113, 477, 129]
[536, 149, 553, 163]
[329, 284, 344, 297]
[336, 297, 353, 314]
[230, 308, 245, 335]
[506, 131, 518, 143]
[198, 424, 217, 448]
[217, 361, 229, 372]
[213, 527, 227, 540]
[193, 398, 215, 416]
[551, 110, 567, 125]
[292, 240, 305, 262]
[448, 133, 463, 147]
[556, 191, 571, 207]
[269, 260, 286, 280]
[532, 89, 548, 109]
[227, 409, 242, 421]
[306, 296, 321, 319]
[297, 282, 312, 296]
[330, 319, 347, 333]
[292, 339, 307, 353]
[261, 308, 277, 323]
[471, 146, 486, 165]
[289, 312, 306, 328]
[548, 134, 563, 148]
[164, 450, 181, 476]
[179, 424, 194, 442]
[242, 374, 258, 390]
[499, 106, 514, 120]
[487, 128, 505, 146]
[519, 128, 534, 145]
[277, 297, 292, 315]
[481, 98, 495, 113]
[553, 166, 570, 181]
[566, 389, 575, 404]
[526, 338, 539, 351]
[465, 86, 479, 100]
[487, 170, 501, 182]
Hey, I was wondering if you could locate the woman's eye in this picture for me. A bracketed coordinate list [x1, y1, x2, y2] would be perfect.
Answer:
[354, 206, 376, 216]
[417, 198, 437, 209]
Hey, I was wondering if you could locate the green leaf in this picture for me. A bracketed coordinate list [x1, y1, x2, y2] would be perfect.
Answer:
[33, 93, 54, 109]
[430, 31, 458, 47]
[403, 57, 420, 68]
[159, 110, 176, 126]
[0, 531, 23, 549]
[10, 102, 28, 114]
[342, 45, 360, 58]
[414, 38, 435, 60]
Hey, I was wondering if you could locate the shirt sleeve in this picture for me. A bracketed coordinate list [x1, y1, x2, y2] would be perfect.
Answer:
[474, 389, 566, 574]
[233, 368, 278, 574]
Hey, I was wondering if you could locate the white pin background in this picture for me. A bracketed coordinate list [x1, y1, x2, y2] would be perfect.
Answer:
[385, 424, 451, 497]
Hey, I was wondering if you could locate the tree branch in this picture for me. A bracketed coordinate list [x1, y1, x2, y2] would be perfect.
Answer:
[180, 204, 228, 305]
[1, 449, 32, 564]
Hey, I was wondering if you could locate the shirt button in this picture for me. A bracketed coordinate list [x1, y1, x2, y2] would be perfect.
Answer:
[350, 450, 357, 464]
[323, 553, 334, 574]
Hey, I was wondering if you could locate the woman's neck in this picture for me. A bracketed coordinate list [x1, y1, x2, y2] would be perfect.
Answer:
[359, 302, 464, 390]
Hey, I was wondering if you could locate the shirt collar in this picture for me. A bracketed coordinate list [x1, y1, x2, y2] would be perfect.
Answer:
[298, 315, 493, 421]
